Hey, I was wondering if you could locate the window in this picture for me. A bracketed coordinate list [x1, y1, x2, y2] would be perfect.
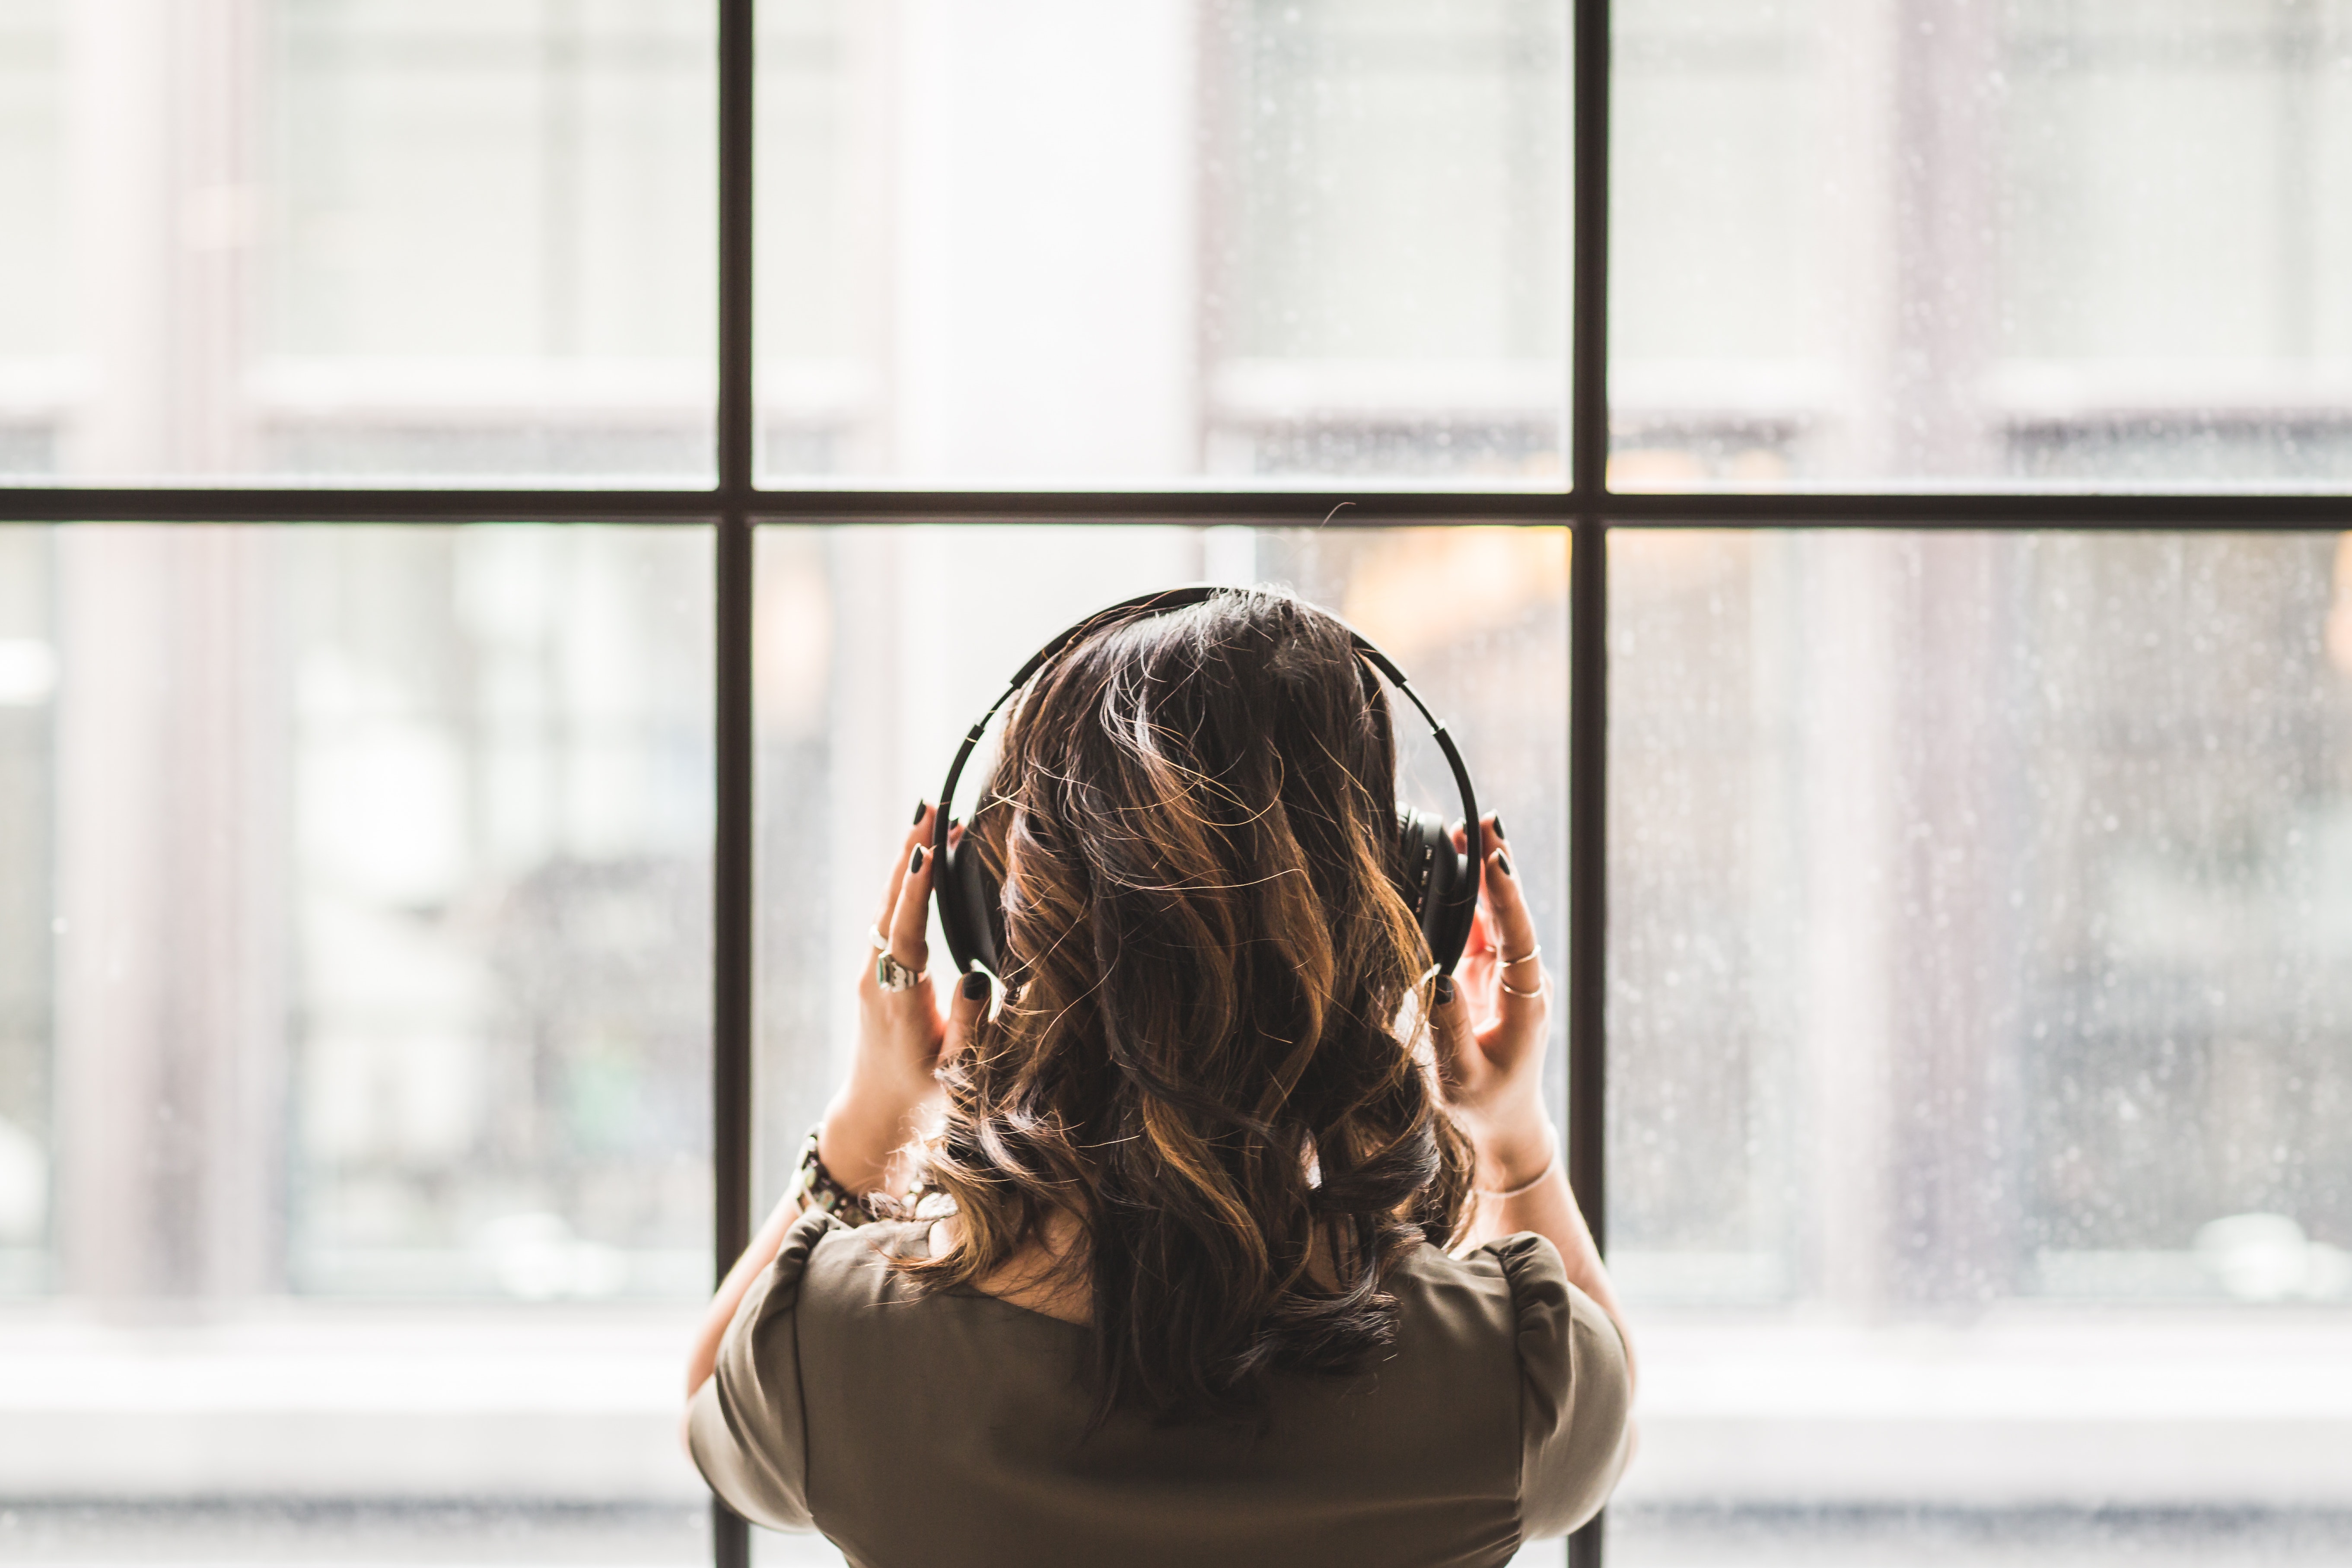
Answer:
[6, 524, 714, 1558]
[1613, 0, 2352, 487]
[2, 3, 716, 483]
[748, 0, 1566, 483]
[3, 4, 2347, 1568]
[1608, 528, 2352, 1563]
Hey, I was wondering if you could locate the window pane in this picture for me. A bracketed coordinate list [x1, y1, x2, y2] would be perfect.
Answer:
[1614, 2, 2352, 490]
[754, 2, 1568, 486]
[0, 3, 714, 484]
[1, 525, 711, 1558]
[751, 522, 1571, 1228]
[1609, 529, 2352, 1564]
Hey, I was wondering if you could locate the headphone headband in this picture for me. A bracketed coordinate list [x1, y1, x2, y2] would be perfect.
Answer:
[930, 585, 1482, 976]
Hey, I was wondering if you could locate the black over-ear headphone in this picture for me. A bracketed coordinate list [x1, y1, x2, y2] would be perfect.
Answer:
[929, 585, 1483, 980]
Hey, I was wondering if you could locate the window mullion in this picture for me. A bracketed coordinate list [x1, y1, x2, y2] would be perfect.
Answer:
[713, 2, 757, 1566]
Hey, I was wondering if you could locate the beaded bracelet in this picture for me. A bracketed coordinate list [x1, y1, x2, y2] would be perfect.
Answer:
[795, 1123, 933, 1226]
[794, 1124, 876, 1228]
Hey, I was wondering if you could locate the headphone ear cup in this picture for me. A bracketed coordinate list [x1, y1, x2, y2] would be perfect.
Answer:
[1395, 805, 1478, 974]
[1395, 805, 1436, 926]
[936, 821, 1006, 976]
[1428, 819, 1478, 974]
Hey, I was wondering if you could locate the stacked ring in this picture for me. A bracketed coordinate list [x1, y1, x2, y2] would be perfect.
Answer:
[1496, 944, 1545, 999]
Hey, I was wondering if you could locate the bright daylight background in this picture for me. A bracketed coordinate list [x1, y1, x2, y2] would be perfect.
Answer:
[2, 2, 2351, 1566]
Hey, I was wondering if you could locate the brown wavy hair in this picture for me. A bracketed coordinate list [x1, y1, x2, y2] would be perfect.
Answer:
[900, 588, 1474, 1424]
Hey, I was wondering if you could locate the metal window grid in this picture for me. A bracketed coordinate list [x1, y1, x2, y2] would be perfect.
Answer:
[1, 2, 2346, 1564]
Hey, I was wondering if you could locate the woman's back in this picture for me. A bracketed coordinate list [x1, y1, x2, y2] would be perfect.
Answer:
[691, 1209, 1631, 1568]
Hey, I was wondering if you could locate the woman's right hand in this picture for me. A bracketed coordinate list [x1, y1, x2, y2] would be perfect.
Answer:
[819, 802, 989, 1197]
[1430, 815, 1556, 1192]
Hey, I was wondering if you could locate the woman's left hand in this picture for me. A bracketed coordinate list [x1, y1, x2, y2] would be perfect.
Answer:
[820, 802, 987, 1196]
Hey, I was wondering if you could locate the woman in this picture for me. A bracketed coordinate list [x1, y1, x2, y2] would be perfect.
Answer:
[685, 588, 1633, 1567]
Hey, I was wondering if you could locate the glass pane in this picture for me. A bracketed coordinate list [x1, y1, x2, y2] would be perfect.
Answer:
[1613, 2, 2352, 490]
[1609, 529, 2352, 1565]
[751, 522, 1571, 1238]
[0, 3, 714, 484]
[754, 2, 1568, 487]
[0, 525, 711, 1558]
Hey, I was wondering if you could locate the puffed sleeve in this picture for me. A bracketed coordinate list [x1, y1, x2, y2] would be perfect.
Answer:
[1488, 1231, 1633, 1540]
[687, 1206, 840, 1532]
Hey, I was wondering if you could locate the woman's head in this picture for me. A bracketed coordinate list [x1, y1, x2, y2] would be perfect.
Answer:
[906, 587, 1474, 1422]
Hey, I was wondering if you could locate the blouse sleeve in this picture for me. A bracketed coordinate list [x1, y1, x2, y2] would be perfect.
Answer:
[687, 1206, 840, 1532]
[1487, 1231, 1634, 1541]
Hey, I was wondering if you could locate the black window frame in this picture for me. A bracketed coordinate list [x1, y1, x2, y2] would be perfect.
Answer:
[3, 2, 2347, 1564]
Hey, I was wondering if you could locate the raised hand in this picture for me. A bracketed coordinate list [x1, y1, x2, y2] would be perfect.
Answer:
[1429, 815, 1556, 1192]
[821, 802, 989, 1197]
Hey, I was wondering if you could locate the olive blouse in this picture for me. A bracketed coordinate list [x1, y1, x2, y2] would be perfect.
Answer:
[689, 1207, 1631, 1568]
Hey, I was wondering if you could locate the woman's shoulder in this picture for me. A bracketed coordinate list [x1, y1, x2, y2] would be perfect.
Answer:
[1388, 1228, 1570, 1331]
[1398, 1231, 1631, 1541]
[791, 1211, 929, 1296]
[702, 1209, 929, 1341]
[1396, 1231, 1625, 1388]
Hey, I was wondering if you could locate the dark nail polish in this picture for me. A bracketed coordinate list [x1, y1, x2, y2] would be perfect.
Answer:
[1491, 815, 1507, 842]
[912, 799, 928, 824]
[1434, 976, 1456, 1006]
[909, 846, 926, 874]
[1495, 852, 1512, 879]
[961, 971, 990, 1001]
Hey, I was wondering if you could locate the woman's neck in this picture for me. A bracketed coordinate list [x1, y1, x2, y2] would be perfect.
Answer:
[930, 1208, 1092, 1325]
[929, 1209, 1356, 1325]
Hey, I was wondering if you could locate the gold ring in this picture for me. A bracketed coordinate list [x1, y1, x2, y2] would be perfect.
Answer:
[1499, 974, 1546, 999]
[1498, 946, 1541, 969]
